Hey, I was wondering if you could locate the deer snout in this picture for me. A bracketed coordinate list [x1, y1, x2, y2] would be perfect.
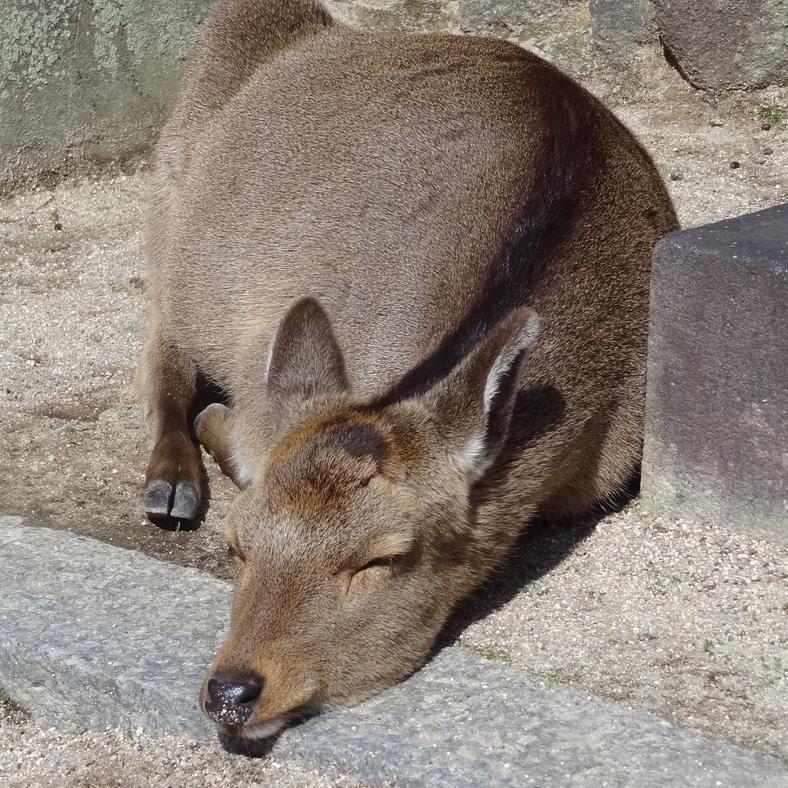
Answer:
[203, 668, 264, 726]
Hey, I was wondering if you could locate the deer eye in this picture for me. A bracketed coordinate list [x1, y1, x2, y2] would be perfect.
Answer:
[344, 555, 401, 595]
[359, 556, 398, 572]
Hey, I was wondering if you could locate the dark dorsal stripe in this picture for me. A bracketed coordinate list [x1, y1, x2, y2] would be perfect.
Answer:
[373, 71, 600, 408]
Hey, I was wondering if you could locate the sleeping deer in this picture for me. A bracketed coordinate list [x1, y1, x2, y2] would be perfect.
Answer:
[139, 0, 678, 743]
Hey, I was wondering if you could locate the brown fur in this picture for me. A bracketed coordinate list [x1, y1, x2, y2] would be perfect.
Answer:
[139, 0, 678, 739]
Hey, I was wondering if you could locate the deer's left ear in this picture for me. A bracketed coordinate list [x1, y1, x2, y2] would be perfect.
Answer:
[264, 297, 349, 408]
[422, 307, 540, 479]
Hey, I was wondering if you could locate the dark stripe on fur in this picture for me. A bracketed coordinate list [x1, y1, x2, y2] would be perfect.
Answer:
[374, 70, 600, 406]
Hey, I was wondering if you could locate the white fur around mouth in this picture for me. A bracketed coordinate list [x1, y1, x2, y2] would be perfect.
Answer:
[233, 718, 287, 740]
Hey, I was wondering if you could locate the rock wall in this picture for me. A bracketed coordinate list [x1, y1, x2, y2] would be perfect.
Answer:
[1, 0, 786, 193]
[654, 0, 788, 91]
[0, 0, 214, 194]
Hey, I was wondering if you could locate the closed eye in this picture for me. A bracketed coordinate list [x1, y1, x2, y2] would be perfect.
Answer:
[359, 556, 399, 571]
[344, 555, 402, 595]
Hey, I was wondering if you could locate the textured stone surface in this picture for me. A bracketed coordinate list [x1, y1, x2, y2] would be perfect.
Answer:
[0, 0, 213, 194]
[325, 0, 457, 35]
[654, 0, 788, 90]
[277, 648, 788, 786]
[0, 515, 227, 737]
[1, 519, 786, 785]
[458, 0, 593, 80]
[590, 0, 656, 59]
[643, 204, 788, 544]
[456, 0, 576, 34]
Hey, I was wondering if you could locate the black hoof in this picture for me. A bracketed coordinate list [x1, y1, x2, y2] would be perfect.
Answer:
[144, 480, 172, 516]
[171, 482, 199, 520]
[144, 479, 200, 520]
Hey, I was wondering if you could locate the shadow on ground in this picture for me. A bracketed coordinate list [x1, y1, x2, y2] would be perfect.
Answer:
[434, 481, 637, 653]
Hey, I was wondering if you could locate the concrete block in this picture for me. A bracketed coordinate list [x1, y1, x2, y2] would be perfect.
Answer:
[1, 518, 787, 785]
[643, 204, 788, 544]
[653, 0, 788, 90]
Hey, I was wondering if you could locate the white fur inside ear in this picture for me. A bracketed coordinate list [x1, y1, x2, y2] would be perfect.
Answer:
[230, 444, 256, 488]
[456, 434, 492, 478]
[482, 314, 540, 414]
[262, 332, 277, 384]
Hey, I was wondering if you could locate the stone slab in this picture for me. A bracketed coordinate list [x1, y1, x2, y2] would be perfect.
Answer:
[0, 515, 227, 737]
[1, 518, 786, 785]
[0, 0, 213, 194]
[277, 648, 788, 787]
[590, 0, 656, 58]
[654, 0, 788, 90]
[642, 204, 788, 544]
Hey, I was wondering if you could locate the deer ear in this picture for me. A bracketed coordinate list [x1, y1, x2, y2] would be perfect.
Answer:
[423, 307, 540, 479]
[265, 298, 348, 404]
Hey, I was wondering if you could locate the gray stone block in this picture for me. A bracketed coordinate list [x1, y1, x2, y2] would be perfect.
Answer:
[456, 0, 573, 34]
[0, 0, 213, 194]
[642, 204, 788, 544]
[0, 515, 227, 737]
[2, 519, 786, 785]
[277, 648, 788, 786]
[453, 0, 594, 82]
[654, 0, 788, 90]
[590, 0, 656, 57]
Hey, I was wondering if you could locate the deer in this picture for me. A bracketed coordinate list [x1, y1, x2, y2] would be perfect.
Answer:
[139, 0, 678, 743]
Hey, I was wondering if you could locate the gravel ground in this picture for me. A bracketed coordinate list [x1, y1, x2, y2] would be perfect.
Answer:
[1, 83, 786, 779]
[449, 502, 787, 760]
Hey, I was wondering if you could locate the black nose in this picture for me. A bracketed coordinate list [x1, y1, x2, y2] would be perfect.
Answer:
[204, 669, 264, 726]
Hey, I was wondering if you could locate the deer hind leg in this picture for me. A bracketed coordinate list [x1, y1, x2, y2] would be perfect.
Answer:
[141, 334, 203, 520]
[194, 403, 248, 488]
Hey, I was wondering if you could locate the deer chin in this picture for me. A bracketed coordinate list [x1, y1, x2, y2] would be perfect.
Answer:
[214, 717, 288, 757]
[236, 718, 288, 740]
